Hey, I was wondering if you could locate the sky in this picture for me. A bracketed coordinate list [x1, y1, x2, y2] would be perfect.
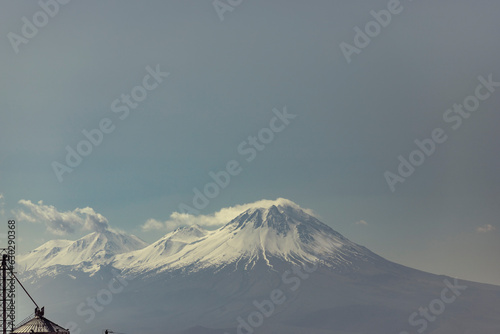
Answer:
[0, 0, 499, 286]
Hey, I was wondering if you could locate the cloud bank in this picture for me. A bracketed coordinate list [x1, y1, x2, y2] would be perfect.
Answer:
[142, 198, 315, 231]
[476, 224, 496, 233]
[354, 220, 368, 226]
[15, 200, 110, 235]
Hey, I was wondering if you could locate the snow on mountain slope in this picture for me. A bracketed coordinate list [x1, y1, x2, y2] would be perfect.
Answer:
[114, 225, 208, 270]
[18, 199, 382, 277]
[114, 201, 379, 275]
[15, 199, 500, 333]
[18, 229, 148, 272]
[167, 224, 208, 242]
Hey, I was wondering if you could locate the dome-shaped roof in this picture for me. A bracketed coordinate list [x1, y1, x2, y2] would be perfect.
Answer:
[13, 308, 69, 334]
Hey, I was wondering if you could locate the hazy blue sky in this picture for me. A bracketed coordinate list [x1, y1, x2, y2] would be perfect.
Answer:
[1, 0, 499, 285]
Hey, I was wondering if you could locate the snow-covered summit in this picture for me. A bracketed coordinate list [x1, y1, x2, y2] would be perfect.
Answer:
[113, 224, 209, 269]
[210, 203, 369, 267]
[18, 229, 148, 272]
[168, 224, 207, 242]
[114, 200, 375, 275]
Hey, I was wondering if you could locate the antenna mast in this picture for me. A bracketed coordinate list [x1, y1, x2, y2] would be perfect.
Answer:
[0, 253, 15, 334]
[2, 255, 6, 334]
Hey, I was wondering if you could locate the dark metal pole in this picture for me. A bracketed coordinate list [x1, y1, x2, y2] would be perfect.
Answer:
[12, 275, 38, 309]
[2, 255, 7, 334]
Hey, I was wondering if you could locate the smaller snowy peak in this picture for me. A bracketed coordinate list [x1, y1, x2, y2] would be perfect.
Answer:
[18, 230, 148, 272]
[69, 230, 148, 257]
[167, 224, 208, 242]
[113, 225, 209, 271]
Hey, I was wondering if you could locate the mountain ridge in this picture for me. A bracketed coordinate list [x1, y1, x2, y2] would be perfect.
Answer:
[18, 200, 383, 277]
[18, 229, 148, 274]
[14, 199, 500, 334]
[111, 202, 387, 277]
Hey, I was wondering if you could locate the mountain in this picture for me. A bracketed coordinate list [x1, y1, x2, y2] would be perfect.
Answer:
[114, 203, 383, 276]
[18, 229, 148, 274]
[114, 224, 208, 275]
[15, 200, 500, 334]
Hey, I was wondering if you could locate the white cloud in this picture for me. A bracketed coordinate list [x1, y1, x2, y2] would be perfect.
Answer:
[142, 218, 165, 231]
[476, 224, 496, 233]
[142, 198, 315, 231]
[76, 207, 109, 233]
[355, 220, 368, 226]
[14, 200, 110, 235]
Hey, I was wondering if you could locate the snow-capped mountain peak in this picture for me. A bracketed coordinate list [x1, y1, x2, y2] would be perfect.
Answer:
[113, 200, 375, 275]
[168, 224, 208, 242]
[214, 203, 359, 262]
[18, 229, 148, 272]
[112, 224, 209, 270]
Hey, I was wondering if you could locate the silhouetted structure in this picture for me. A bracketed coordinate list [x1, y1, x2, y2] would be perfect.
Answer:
[1, 252, 70, 334]
[12, 307, 69, 334]
[0, 253, 15, 334]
